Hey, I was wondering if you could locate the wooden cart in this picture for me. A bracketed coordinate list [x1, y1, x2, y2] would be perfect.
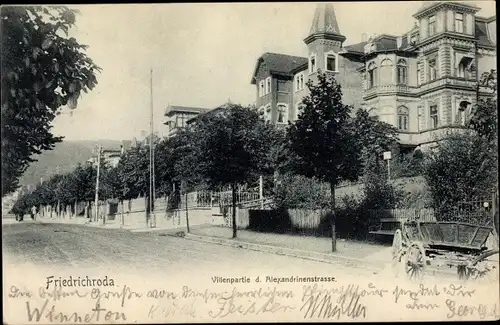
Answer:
[392, 219, 499, 280]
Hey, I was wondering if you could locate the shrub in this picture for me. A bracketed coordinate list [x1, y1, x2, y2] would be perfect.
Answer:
[423, 130, 497, 220]
[391, 149, 425, 178]
[273, 173, 330, 210]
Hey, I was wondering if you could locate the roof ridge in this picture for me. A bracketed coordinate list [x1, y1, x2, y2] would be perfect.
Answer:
[263, 52, 307, 58]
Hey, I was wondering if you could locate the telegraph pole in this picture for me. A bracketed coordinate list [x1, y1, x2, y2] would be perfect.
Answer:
[94, 145, 102, 223]
[149, 68, 156, 228]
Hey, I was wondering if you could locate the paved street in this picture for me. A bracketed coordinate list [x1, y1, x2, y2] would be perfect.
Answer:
[3, 221, 385, 278]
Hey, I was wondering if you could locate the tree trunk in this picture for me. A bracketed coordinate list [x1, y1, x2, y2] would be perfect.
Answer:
[231, 182, 237, 238]
[145, 195, 150, 227]
[121, 200, 125, 227]
[185, 191, 190, 233]
[329, 182, 337, 252]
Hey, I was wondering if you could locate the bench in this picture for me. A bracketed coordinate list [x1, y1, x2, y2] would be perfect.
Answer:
[369, 218, 405, 236]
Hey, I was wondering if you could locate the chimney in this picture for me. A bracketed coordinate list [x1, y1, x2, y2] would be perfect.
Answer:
[120, 144, 124, 156]
[361, 33, 367, 42]
[397, 36, 403, 49]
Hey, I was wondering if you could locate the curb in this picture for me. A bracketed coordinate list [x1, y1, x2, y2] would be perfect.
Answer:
[183, 233, 385, 271]
[182, 233, 460, 278]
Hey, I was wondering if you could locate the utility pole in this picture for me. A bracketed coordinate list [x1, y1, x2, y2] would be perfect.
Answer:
[149, 68, 156, 228]
[259, 175, 264, 209]
[94, 145, 102, 223]
[56, 165, 61, 217]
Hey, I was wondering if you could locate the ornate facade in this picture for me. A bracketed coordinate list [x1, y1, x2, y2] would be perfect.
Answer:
[250, 2, 496, 151]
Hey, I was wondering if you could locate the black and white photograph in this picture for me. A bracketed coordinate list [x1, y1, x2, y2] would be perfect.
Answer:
[2, 1, 499, 323]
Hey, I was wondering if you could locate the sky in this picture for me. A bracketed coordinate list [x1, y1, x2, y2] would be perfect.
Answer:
[51, 1, 496, 141]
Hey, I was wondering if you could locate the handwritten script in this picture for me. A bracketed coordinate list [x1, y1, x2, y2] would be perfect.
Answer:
[5, 280, 499, 322]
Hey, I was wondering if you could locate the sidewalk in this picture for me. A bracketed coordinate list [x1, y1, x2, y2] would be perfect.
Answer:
[190, 226, 389, 259]
[182, 226, 394, 272]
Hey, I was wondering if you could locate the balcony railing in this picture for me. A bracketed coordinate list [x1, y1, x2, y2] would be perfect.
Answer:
[364, 78, 477, 98]
[363, 84, 417, 97]
[398, 126, 470, 145]
[418, 77, 477, 93]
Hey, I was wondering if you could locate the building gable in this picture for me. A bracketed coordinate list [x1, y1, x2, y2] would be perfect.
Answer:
[251, 53, 308, 84]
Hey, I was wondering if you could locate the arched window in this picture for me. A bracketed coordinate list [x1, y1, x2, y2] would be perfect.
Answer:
[429, 104, 439, 129]
[380, 59, 393, 84]
[397, 59, 407, 84]
[277, 103, 288, 124]
[397, 106, 409, 131]
[367, 62, 377, 88]
[457, 101, 470, 125]
[457, 57, 473, 79]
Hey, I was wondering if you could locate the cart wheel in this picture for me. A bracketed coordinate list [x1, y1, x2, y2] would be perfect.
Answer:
[392, 229, 404, 268]
[405, 242, 425, 281]
[467, 250, 499, 281]
[457, 265, 474, 281]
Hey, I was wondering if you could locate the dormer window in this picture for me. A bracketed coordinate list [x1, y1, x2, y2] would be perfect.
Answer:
[364, 42, 377, 54]
[259, 80, 265, 97]
[265, 77, 271, 94]
[325, 52, 338, 72]
[410, 33, 418, 45]
[455, 13, 464, 33]
[309, 55, 316, 74]
[428, 15, 436, 36]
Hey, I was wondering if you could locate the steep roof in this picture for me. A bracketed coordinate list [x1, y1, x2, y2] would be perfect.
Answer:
[343, 41, 368, 54]
[186, 105, 228, 125]
[308, 3, 342, 36]
[413, 1, 480, 19]
[164, 105, 210, 116]
[251, 52, 308, 84]
[475, 18, 496, 48]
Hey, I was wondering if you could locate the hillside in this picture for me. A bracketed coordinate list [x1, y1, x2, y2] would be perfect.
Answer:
[18, 140, 123, 187]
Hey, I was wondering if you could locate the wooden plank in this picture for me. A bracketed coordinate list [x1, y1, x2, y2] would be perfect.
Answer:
[380, 218, 399, 222]
[427, 241, 485, 251]
[469, 226, 481, 246]
[369, 230, 396, 236]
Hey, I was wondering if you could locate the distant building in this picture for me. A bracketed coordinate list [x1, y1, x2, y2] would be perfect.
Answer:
[86, 139, 136, 168]
[186, 103, 231, 128]
[164, 105, 210, 138]
[250, 2, 496, 151]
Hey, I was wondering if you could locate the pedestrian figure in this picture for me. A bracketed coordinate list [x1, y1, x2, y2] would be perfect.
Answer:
[31, 205, 37, 220]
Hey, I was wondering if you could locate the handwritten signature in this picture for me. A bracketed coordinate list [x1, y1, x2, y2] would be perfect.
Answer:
[208, 295, 295, 318]
[26, 300, 127, 323]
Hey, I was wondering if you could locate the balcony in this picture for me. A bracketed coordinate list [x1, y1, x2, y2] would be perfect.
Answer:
[363, 84, 417, 98]
[398, 126, 470, 146]
[418, 77, 477, 94]
[363, 78, 478, 99]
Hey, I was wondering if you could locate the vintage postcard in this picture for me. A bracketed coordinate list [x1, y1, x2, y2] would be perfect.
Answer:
[2, 1, 499, 323]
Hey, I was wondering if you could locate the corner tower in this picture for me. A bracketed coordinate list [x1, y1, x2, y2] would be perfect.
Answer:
[304, 3, 346, 77]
